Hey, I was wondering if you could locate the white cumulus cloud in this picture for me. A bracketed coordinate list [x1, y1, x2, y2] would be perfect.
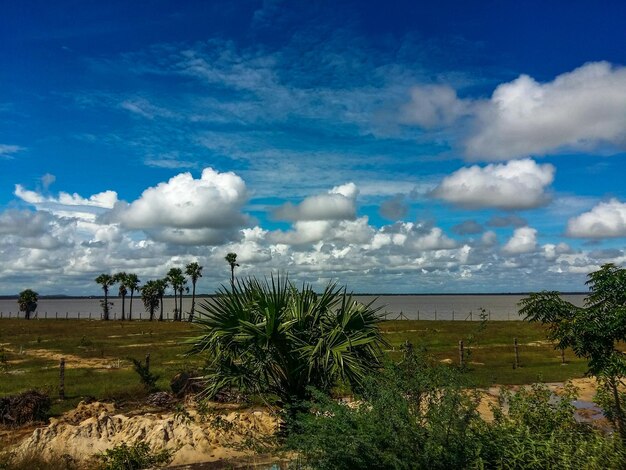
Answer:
[114, 168, 248, 230]
[466, 62, 626, 159]
[431, 159, 554, 209]
[273, 182, 358, 221]
[503, 227, 538, 255]
[566, 199, 626, 238]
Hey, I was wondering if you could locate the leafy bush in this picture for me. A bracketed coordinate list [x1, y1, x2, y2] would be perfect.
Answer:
[477, 382, 625, 469]
[97, 442, 172, 470]
[286, 346, 482, 470]
[188, 276, 385, 406]
[286, 345, 626, 469]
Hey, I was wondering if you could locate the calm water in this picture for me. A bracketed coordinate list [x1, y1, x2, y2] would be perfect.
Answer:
[0, 294, 587, 321]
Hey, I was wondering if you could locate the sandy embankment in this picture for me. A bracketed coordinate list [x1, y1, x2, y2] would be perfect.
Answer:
[15, 400, 280, 467]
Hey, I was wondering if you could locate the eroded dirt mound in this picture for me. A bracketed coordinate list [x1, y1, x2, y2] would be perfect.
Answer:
[16, 405, 279, 466]
[57, 400, 115, 425]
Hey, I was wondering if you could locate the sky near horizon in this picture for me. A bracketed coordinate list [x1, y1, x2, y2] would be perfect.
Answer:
[2, 0, 626, 295]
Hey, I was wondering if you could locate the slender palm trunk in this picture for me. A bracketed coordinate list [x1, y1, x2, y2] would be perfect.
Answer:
[103, 288, 109, 321]
[121, 294, 126, 321]
[178, 289, 184, 321]
[129, 290, 134, 321]
[230, 266, 235, 289]
[159, 295, 164, 321]
[189, 282, 196, 322]
[173, 292, 179, 321]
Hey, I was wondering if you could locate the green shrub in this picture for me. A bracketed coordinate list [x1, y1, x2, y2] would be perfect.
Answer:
[97, 442, 172, 470]
[286, 346, 482, 470]
[188, 276, 386, 406]
[286, 345, 626, 469]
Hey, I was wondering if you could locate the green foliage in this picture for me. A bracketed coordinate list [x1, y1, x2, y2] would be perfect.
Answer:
[97, 441, 172, 470]
[95, 274, 115, 321]
[140, 280, 160, 321]
[286, 346, 482, 470]
[188, 276, 386, 405]
[520, 263, 626, 439]
[286, 347, 626, 470]
[128, 357, 159, 391]
[17, 289, 38, 320]
[477, 383, 625, 469]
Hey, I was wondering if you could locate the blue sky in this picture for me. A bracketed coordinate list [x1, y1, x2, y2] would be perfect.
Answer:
[2, 0, 626, 295]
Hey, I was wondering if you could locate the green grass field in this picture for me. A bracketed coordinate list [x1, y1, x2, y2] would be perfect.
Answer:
[0, 318, 588, 414]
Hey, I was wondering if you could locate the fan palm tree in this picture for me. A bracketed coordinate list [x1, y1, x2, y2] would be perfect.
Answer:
[125, 273, 140, 321]
[114, 272, 128, 321]
[225, 252, 239, 288]
[95, 274, 115, 320]
[154, 278, 168, 321]
[188, 275, 386, 405]
[185, 261, 203, 322]
[17, 289, 38, 320]
[167, 268, 185, 321]
[141, 280, 160, 321]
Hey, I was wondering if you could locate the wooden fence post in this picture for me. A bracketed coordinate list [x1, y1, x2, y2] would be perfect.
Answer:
[459, 340, 465, 368]
[514, 338, 520, 369]
[59, 358, 65, 400]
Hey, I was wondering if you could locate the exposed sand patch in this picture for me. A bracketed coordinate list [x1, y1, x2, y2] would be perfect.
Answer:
[8, 348, 121, 369]
[15, 401, 279, 467]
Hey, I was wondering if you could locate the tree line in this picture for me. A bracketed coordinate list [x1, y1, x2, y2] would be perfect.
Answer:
[16, 253, 239, 321]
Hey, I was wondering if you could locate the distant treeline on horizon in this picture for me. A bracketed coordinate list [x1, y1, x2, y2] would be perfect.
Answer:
[0, 291, 590, 300]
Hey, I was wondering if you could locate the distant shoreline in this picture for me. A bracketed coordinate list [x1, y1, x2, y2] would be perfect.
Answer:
[0, 292, 589, 300]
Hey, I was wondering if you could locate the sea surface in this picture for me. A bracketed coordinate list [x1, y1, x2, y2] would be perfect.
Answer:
[0, 294, 587, 321]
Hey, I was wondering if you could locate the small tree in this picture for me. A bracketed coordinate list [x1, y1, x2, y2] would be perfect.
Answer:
[95, 274, 115, 321]
[166, 268, 185, 321]
[115, 272, 128, 321]
[141, 281, 160, 321]
[125, 273, 140, 321]
[17, 289, 38, 320]
[154, 278, 168, 321]
[520, 263, 626, 441]
[225, 252, 239, 289]
[185, 261, 203, 322]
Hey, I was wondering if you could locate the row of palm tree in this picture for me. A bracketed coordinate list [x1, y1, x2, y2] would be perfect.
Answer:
[94, 253, 239, 321]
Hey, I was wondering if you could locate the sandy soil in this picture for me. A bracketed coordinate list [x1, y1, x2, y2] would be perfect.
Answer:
[12, 400, 279, 467]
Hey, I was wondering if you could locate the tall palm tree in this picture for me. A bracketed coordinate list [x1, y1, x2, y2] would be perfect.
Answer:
[154, 278, 168, 321]
[95, 274, 115, 320]
[125, 273, 140, 321]
[185, 262, 203, 322]
[225, 252, 239, 289]
[167, 268, 185, 321]
[114, 272, 128, 321]
[141, 280, 160, 321]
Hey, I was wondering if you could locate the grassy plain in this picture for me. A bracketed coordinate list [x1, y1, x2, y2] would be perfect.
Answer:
[0, 318, 588, 414]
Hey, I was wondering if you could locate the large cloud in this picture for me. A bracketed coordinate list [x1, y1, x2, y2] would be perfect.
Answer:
[114, 168, 248, 230]
[431, 159, 554, 209]
[566, 199, 626, 238]
[273, 183, 358, 221]
[465, 62, 626, 159]
[502, 227, 538, 255]
[14, 185, 118, 221]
